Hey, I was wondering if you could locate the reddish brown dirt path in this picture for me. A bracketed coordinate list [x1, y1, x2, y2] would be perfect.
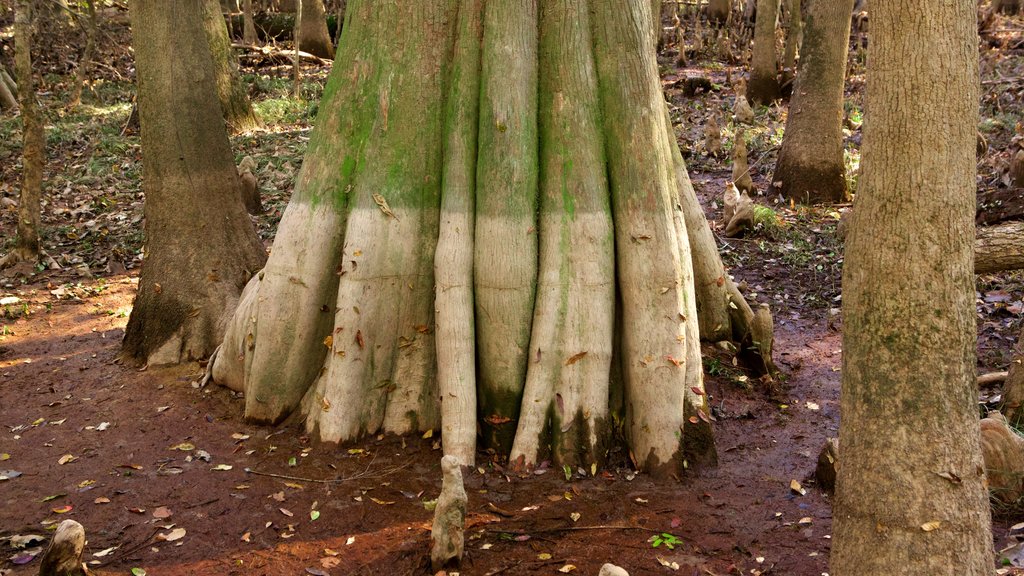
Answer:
[0, 273, 847, 576]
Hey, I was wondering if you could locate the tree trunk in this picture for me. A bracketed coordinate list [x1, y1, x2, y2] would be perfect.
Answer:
[242, 0, 258, 43]
[297, 0, 334, 59]
[200, 0, 261, 133]
[707, 0, 730, 24]
[748, 0, 780, 104]
[779, 0, 801, 87]
[976, 220, 1024, 274]
[1, 0, 43, 269]
[771, 0, 852, 204]
[211, 0, 758, 476]
[38, 520, 86, 576]
[0, 75, 16, 112]
[69, 0, 97, 108]
[124, 1, 267, 366]
[831, 0, 993, 573]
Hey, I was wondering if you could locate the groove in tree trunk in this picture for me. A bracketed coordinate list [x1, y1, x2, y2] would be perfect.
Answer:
[212, 0, 759, 476]
[831, 0, 994, 573]
[748, 0, 780, 104]
[771, 0, 852, 204]
[201, 0, 261, 133]
[1, 0, 44, 268]
[124, 1, 267, 366]
[297, 0, 334, 59]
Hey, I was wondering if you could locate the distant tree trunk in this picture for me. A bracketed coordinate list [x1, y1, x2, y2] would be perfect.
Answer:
[831, 0, 994, 573]
[1001, 324, 1024, 427]
[333, 0, 345, 45]
[69, 0, 97, 108]
[1, 0, 44, 269]
[297, 0, 333, 59]
[125, 0, 267, 366]
[771, 0, 852, 204]
[780, 0, 801, 87]
[243, 0, 258, 43]
[707, 0, 730, 24]
[200, 0, 261, 133]
[0, 75, 16, 112]
[748, 0, 780, 104]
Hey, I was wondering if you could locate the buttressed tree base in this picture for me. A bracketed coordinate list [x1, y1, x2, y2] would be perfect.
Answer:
[212, 0, 766, 477]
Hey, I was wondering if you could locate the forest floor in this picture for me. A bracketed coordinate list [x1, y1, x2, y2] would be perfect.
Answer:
[2, 6, 1024, 576]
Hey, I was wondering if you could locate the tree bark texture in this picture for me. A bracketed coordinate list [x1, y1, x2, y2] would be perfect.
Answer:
[1001, 324, 1024, 427]
[771, 0, 852, 204]
[211, 0, 760, 476]
[748, 0, 780, 104]
[297, 0, 334, 59]
[125, 0, 267, 365]
[201, 0, 261, 133]
[831, 0, 994, 573]
[5, 0, 43, 265]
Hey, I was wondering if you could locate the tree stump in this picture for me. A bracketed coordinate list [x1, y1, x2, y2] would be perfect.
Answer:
[38, 520, 86, 576]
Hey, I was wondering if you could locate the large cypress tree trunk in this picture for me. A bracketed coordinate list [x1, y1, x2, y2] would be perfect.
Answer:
[297, 0, 334, 59]
[1, 0, 43, 269]
[771, 0, 853, 204]
[831, 0, 993, 573]
[200, 0, 261, 133]
[124, 1, 267, 366]
[212, 0, 761, 476]
[748, 0, 780, 104]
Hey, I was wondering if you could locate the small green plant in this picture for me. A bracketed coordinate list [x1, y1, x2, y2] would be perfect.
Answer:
[703, 357, 723, 376]
[650, 532, 682, 550]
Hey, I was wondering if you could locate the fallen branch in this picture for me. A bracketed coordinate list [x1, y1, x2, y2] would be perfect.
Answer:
[978, 371, 1009, 386]
[232, 43, 329, 65]
[976, 220, 1024, 274]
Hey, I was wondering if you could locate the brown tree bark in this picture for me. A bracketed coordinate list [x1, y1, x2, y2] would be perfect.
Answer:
[1, 0, 44, 269]
[771, 0, 853, 204]
[200, 0, 261, 133]
[748, 0, 780, 104]
[1000, 324, 1024, 427]
[297, 0, 334, 59]
[831, 0, 993, 573]
[124, 0, 267, 366]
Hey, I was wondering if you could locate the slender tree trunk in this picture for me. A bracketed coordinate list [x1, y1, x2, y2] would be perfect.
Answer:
[780, 0, 800, 87]
[125, 0, 267, 366]
[771, 0, 852, 204]
[748, 0, 780, 104]
[200, 0, 261, 133]
[212, 0, 751, 476]
[333, 0, 345, 45]
[242, 0, 258, 43]
[831, 0, 993, 573]
[1, 0, 43, 269]
[297, 0, 333, 59]
[69, 0, 97, 108]
[1001, 324, 1024, 428]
